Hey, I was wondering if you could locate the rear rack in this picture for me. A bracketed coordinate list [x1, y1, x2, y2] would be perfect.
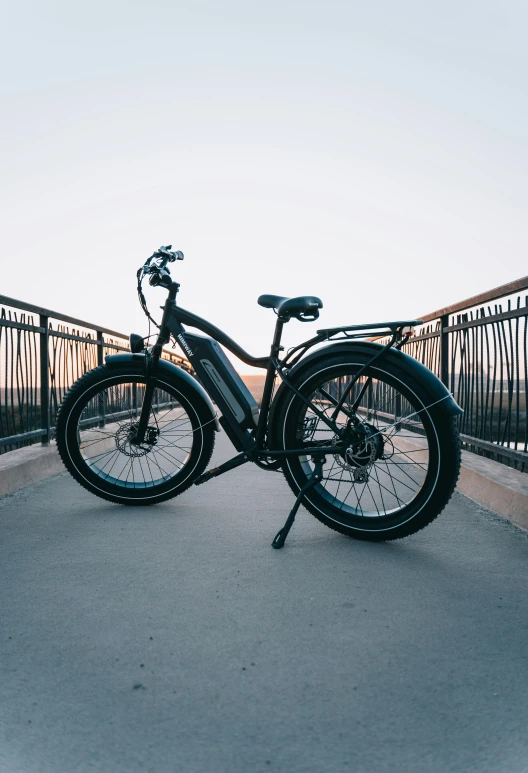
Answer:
[282, 320, 424, 369]
[316, 320, 423, 340]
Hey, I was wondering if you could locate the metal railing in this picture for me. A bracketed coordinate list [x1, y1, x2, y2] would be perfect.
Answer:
[0, 296, 192, 454]
[2, 277, 527, 472]
[375, 277, 528, 472]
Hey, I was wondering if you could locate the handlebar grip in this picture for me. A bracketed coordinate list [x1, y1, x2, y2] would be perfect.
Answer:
[157, 247, 184, 262]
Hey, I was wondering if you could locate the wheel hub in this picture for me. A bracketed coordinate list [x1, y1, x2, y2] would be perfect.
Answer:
[334, 422, 384, 482]
[115, 423, 159, 457]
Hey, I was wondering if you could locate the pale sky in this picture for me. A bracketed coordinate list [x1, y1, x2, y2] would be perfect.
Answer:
[2, 1, 527, 371]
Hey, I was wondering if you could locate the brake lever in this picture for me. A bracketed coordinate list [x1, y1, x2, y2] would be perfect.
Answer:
[138, 246, 183, 282]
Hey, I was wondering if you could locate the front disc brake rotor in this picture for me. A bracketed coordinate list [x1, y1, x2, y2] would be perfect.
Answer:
[115, 423, 160, 458]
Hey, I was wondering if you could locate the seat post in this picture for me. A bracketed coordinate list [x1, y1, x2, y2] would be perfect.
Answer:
[270, 317, 285, 357]
[255, 316, 286, 448]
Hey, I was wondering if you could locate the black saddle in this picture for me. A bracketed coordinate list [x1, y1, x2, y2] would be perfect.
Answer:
[258, 294, 323, 321]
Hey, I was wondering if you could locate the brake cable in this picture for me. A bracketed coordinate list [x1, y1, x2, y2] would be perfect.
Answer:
[136, 245, 184, 330]
[137, 259, 160, 329]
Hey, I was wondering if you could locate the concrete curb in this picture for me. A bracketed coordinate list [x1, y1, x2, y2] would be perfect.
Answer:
[457, 450, 528, 531]
[0, 442, 65, 497]
[1, 441, 527, 532]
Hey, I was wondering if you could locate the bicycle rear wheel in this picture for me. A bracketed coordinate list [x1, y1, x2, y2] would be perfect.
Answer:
[277, 353, 460, 540]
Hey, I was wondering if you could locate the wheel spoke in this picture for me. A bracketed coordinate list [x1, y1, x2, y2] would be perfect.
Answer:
[294, 365, 432, 520]
[75, 377, 196, 489]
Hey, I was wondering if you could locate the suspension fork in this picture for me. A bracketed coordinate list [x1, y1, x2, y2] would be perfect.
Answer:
[132, 288, 177, 445]
[131, 342, 165, 445]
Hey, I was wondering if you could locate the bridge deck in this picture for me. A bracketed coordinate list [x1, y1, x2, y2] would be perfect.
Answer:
[1, 433, 527, 773]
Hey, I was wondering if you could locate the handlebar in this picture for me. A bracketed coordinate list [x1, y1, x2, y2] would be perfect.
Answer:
[148, 267, 172, 287]
[139, 245, 184, 286]
[156, 245, 184, 266]
[136, 245, 184, 325]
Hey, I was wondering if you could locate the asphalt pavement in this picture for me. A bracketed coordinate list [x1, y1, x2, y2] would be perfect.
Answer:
[1, 433, 528, 773]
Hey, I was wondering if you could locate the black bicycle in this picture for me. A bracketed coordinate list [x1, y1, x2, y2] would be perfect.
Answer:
[56, 246, 462, 548]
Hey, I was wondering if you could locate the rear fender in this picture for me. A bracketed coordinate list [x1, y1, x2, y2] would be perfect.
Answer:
[269, 341, 462, 441]
[105, 353, 220, 430]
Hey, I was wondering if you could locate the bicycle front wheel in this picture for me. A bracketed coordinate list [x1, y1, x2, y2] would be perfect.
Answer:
[277, 353, 461, 541]
[56, 364, 216, 505]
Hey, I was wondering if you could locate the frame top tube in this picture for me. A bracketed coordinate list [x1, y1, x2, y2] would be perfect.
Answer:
[170, 304, 270, 368]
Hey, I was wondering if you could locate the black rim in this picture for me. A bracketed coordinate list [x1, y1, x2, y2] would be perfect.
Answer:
[64, 374, 204, 498]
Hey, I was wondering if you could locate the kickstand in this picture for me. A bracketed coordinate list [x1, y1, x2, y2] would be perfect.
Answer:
[272, 456, 325, 549]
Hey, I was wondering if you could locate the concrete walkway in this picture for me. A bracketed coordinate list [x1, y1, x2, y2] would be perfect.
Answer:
[1, 433, 528, 773]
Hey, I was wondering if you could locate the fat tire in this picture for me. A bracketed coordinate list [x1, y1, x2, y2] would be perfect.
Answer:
[275, 353, 461, 541]
[55, 364, 215, 505]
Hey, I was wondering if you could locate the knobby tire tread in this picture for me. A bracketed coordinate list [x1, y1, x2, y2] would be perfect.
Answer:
[276, 353, 462, 541]
[55, 365, 215, 506]
[292, 416, 461, 541]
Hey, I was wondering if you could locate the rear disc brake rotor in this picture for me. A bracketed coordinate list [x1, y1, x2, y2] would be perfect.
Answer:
[333, 422, 384, 481]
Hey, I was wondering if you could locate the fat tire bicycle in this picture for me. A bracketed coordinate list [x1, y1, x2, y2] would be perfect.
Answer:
[56, 246, 462, 548]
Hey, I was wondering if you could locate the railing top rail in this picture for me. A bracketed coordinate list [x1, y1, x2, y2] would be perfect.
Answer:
[419, 275, 528, 324]
[0, 294, 128, 339]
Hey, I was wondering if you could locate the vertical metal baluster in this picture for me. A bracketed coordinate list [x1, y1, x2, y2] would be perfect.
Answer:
[97, 331, 105, 427]
[470, 311, 476, 443]
[39, 314, 50, 444]
[490, 310, 498, 445]
[482, 312, 491, 442]
[133, 383, 138, 419]
[514, 298, 520, 469]
[505, 300, 514, 462]
[8, 316, 15, 440]
[478, 308, 484, 441]
[497, 304, 506, 447]
[522, 298, 527, 471]
[449, 318, 457, 398]
[0, 322, 4, 443]
[440, 313, 449, 388]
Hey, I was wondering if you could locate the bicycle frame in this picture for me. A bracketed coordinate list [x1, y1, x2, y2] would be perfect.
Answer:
[132, 281, 422, 460]
[55, 250, 462, 549]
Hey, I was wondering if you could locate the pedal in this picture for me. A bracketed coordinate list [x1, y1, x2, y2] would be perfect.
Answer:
[194, 451, 250, 486]
[194, 468, 220, 486]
